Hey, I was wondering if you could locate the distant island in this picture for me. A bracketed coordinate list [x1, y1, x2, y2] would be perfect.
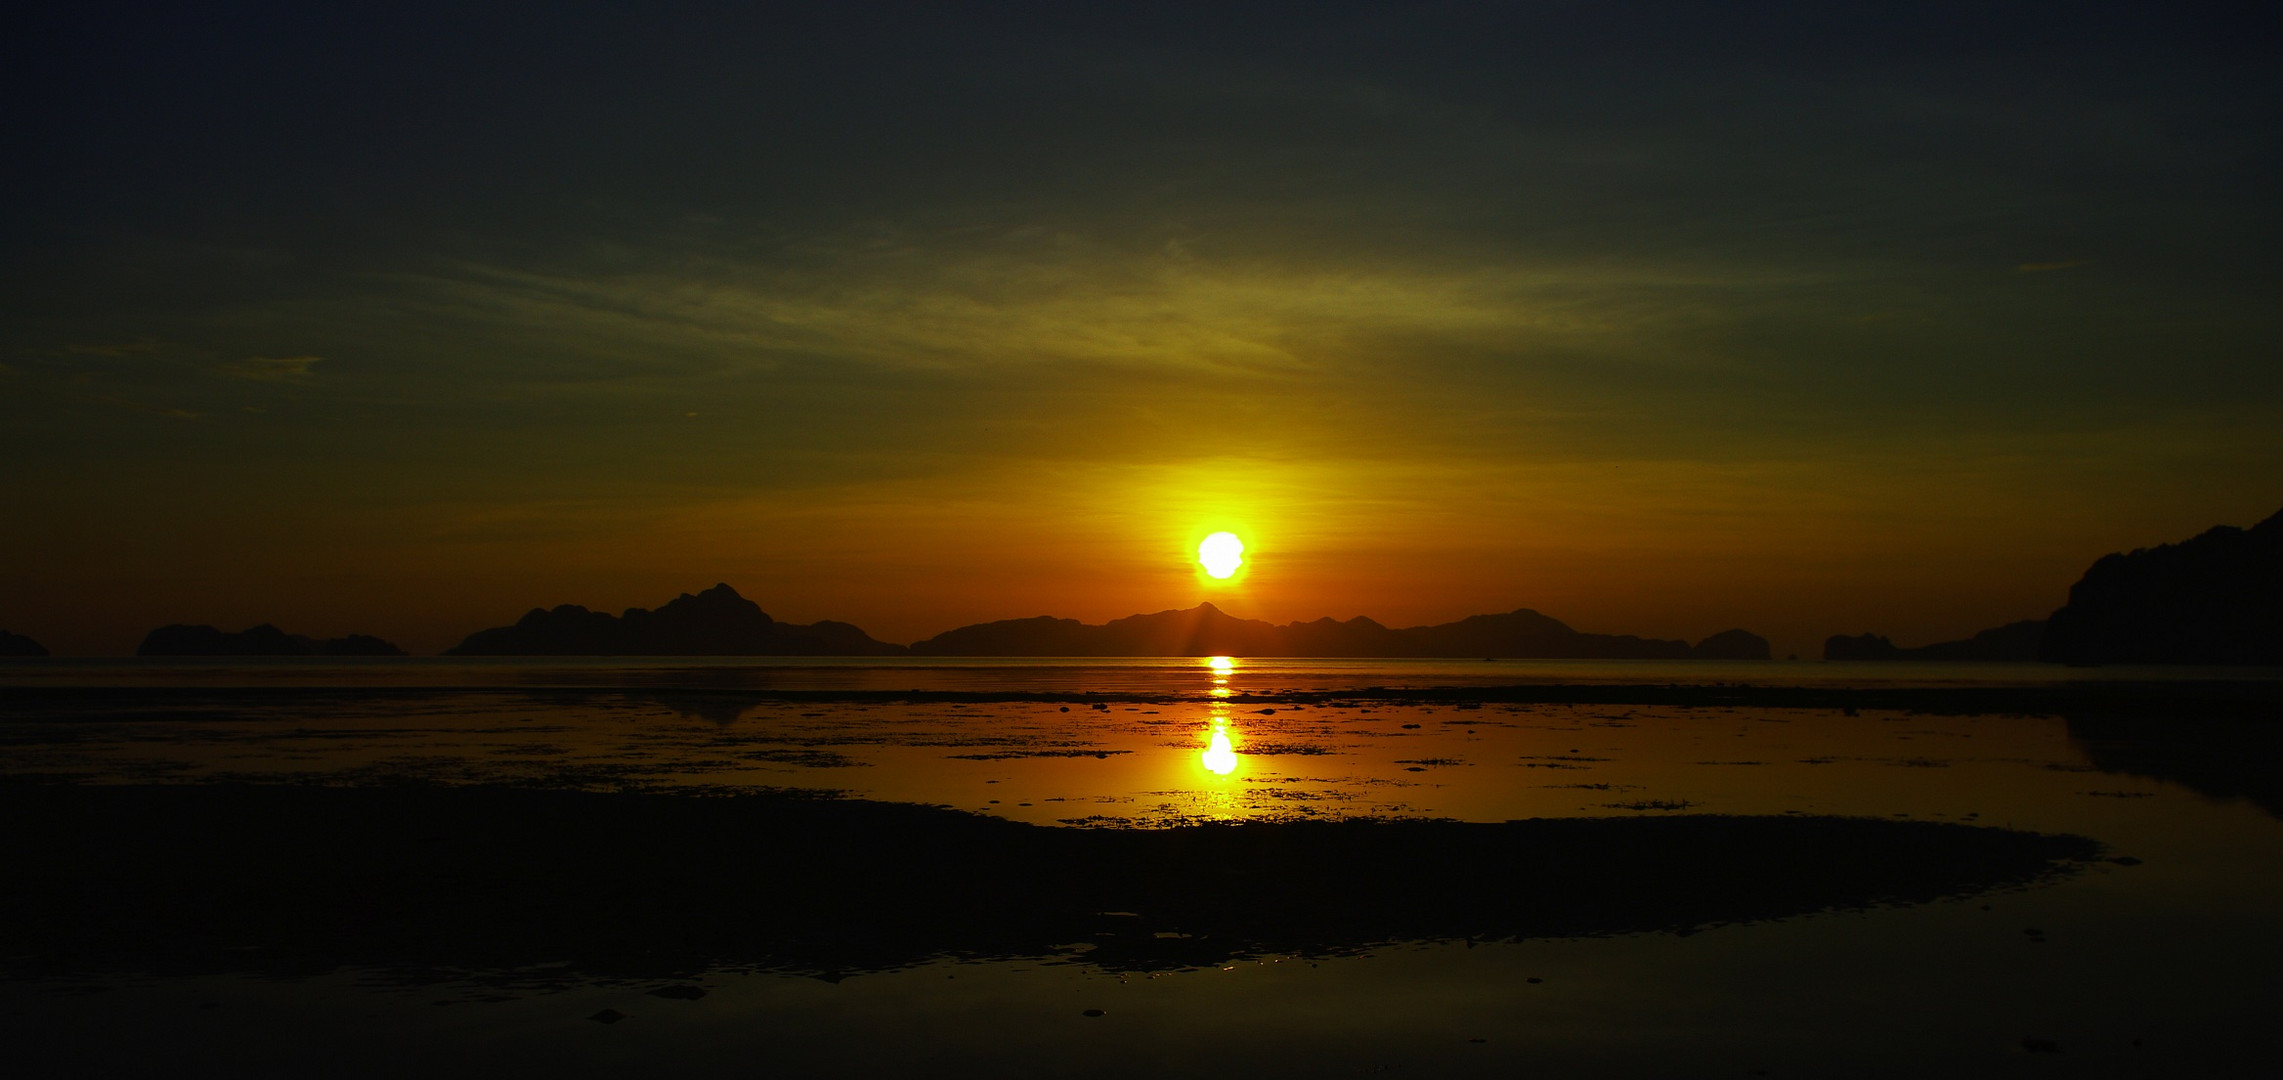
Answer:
[0, 630, 47, 657]
[1823, 620, 2046, 662]
[442, 584, 1769, 659]
[909, 602, 1770, 660]
[2040, 506, 2283, 666]
[446, 583, 904, 656]
[137, 624, 406, 657]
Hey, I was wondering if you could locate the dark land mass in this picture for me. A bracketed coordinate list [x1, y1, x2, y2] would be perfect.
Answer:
[1824, 620, 2046, 662]
[136, 624, 405, 657]
[0, 783, 2095, 982]
[0, 630, 46, 657]
[2041, 507, 2283, 665]
[440, 585, 1768, 659]
[446, 583, 904, 656]
[911, 602, 1770, 659]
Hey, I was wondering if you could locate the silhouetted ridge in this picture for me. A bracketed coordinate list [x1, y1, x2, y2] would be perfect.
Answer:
[0, 630, 46, 657]
[1823, 620, 2045, 662]
[136, 624, 405, 657]
[910, 604, 1767, 659]
[2041, 508, 2283, 665]
[445, 583, 904, 656]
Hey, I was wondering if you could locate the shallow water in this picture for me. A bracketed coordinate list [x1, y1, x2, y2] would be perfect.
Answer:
[7, 654, 2277, 691]
[4, 657, 2280, 1075]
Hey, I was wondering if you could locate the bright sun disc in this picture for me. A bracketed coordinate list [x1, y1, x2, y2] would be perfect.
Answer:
[1198, 532, 1244, 579]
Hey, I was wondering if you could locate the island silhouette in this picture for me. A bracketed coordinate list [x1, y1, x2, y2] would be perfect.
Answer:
[906, 602, 1769, 659]
[1823, 620, 2046, 662]
[137, 624, 405, 657]
[441, 583, 1768, 659]
[445, 583, 905, 656]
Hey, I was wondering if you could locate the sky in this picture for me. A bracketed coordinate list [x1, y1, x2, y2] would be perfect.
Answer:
[5, 1, 2280, 657]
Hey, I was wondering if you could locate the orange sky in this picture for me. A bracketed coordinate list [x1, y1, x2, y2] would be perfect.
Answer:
[4, 5, 2279, 656]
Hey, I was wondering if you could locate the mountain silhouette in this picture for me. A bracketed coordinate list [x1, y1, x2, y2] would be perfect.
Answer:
[445, 583, 905, 656]
[1823, 620, 2046, 662]
[2037, 507, 2283, 665]
[0, 630, 47, 657]
[136, 624, 405, 657]
[909, 603, 1769, 659]
[440, 585, 1768, 658]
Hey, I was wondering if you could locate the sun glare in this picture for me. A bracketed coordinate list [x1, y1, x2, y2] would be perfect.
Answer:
[1198, 532, 1245, 579]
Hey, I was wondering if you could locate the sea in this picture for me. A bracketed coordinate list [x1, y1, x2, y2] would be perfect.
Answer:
[3, 656, 2280, 1076]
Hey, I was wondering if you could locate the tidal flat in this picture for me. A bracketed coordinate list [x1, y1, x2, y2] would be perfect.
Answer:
[3, 658, 2280, 1075]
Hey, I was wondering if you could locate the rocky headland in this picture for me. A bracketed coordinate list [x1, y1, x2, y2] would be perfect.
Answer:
[2039, 507, 2283, 665]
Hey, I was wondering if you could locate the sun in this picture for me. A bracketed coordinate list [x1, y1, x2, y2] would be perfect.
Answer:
[1198, 532, 1245, 579]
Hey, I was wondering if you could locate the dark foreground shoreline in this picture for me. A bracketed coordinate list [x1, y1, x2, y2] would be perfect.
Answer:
[3, 783, 2099, 983]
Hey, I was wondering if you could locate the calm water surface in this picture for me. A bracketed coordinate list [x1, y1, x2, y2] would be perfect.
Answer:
[4, 657, 2280, 1075]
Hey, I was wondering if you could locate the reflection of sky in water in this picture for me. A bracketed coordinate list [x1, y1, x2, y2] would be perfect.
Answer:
[8, 668, 2268, 843]
[6, 658, 2281, 1078]
[7, 654, 2281, 842]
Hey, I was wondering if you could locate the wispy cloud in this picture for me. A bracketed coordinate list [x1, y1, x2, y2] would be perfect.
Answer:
[64, 337, 168, 358]
[221, 355, 322, 381]
[51, 339, 321, 382]
[393, 233, 1829, 387]
[91, 395, 201, 419]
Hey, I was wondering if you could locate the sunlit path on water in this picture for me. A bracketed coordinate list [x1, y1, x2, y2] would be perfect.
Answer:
[10, 653, 2277, 833]
[6, 657, 2283, 1077]
[1200, 729, 1238, 777]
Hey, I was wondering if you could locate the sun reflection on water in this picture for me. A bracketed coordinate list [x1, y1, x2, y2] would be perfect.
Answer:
[1202, 729, 1238, 775]
[1206, 655, 1235, 698]
[1199, 691, 1242, 778]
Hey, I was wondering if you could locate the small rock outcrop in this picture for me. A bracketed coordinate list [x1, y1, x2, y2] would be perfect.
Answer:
[1823, 632, 1902, 661]
[1690, 629, 1773, 660]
